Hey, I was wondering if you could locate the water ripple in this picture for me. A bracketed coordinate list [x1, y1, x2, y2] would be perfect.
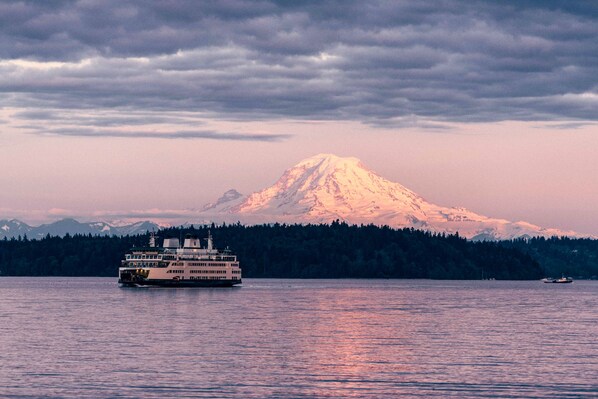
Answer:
[0, 278, 596, 398]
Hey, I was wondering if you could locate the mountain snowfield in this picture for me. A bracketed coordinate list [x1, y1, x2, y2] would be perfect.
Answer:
[203, 153, 584, 240]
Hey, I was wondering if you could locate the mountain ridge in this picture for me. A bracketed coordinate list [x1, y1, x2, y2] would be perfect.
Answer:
[0, 218, 163, 240]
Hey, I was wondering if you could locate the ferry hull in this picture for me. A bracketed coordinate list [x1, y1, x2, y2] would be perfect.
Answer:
[119, 277, 241, 288]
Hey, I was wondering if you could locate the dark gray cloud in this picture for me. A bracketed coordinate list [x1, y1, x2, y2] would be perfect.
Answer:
[27, 126, 290, 142]
[13, 109, 208, 127]
[1, 0, 596, 129]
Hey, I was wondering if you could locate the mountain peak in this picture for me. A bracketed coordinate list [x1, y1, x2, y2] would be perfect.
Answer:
[295, 153, 364, 172]
[202, 188, 245, 212]
[232, 154, 425, 223]
[300, 153, 358, 162]
[222, 188, 243, 198]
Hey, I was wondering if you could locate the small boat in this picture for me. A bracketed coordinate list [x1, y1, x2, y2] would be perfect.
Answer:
[542, 275, 573, 284]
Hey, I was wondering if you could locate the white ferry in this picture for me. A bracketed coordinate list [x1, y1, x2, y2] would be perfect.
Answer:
[118, 233, 242, 287]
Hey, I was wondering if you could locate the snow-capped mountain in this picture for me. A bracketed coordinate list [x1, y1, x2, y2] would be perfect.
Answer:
[204, 153, 583, 240]
[113, 221, 163, 236]
[0, 218, 162, 239]
[202, 189, 245, 212]
[32, 218, 109, 238]
[0, 219, 33, 238]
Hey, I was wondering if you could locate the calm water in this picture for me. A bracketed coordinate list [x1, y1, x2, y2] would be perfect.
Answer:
[0, 278, 596, 399]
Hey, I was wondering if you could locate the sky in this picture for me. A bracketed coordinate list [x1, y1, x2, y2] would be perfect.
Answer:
[0, 0, 597, 234]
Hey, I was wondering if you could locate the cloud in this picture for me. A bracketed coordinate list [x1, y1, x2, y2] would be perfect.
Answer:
[0, 0, 596, 129]
[13, 109, 210, 127]
[12, 108, 290, 141]
[92, 208, 206, 220]
[28, 126, 290, 142]
[538, 122, 597, 130]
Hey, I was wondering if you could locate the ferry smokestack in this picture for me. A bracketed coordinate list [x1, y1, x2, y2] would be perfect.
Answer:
[163, 238, 180, 248]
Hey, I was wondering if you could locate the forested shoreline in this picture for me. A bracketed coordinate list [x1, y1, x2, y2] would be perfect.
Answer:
[0, 222, 563, 280]
[501, 236, 598, 279]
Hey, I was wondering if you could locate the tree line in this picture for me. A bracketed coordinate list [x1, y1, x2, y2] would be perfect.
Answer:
[500, 236, 598, 278]
[0, 222, 548, 279]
